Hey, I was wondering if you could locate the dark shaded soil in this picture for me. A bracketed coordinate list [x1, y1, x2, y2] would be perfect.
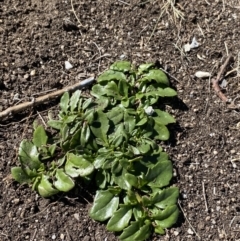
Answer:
[1, 0, 240, 240]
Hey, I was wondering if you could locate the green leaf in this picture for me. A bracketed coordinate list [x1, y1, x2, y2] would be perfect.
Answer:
[91, 84, 107, 98]
[107, 107, 124, 125]
[138, 63, 154, 74]
[90, 110, 109, 144]
[33, 125, 48, 147]
[118, 79, 129, 97]
[90, 190, 119, 221]
[60, 92, 69, 113]
[125, 173, 138, 188]
[119, 220, 151, 241]
[82, 98, 93, 110]
[110, 61, 132, 73]
[136, 117, 148, 126]
[154, 225, 165, 234]
[47, 120, 63, 130]
[19, 140, 41, 170]
[11, 167, 32, 184]
[152, 187, 179, 208]
[162, 87, 177, 97]
[54, 169, 75, 192]
[154, 109, 175, 125]
[80, 123, 91, 146]
[70, 90, 81, 112]
[96, 96, 109, 110]
[97, 70, 127, 82]
[124, 113, 136, 133]
[137, 143, 151, 154]
[105, 81, 121, 99]
[143, 69, 169, 86]
[146, 161, 173, 188]
[65, 153, 94, 177]
[107, 205, 132, 232]
[37, 175, 59, 197]
[154, 122, 170, 140]
[153, 205, 179, 228]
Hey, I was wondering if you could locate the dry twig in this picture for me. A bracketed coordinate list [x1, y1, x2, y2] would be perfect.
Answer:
[212, 55, 233, 102]
[0, 76, 95, 120]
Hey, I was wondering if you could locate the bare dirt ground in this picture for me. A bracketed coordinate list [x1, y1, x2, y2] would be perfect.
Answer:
[0, 0, 240, 240]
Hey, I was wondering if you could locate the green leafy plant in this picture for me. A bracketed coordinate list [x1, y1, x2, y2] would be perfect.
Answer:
[12, 61, 179, 240]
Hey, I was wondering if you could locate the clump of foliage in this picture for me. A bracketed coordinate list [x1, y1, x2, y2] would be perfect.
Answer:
[12, 61, 179, 240]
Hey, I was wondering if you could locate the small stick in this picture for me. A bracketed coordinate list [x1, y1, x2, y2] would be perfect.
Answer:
[178, 201, 201, 240]
[202, 182, 208, 212]
[0, 76, 95, 120]
[212, 55, 233, 102]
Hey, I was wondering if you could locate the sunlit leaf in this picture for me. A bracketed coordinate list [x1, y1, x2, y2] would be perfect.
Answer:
[33, 125, 48, 147]
[11, 167, 32, 184]
[138, 63, 154, 74]
[107, 107, 124, 125]
[110, 61, 132, 73]
[19, 140, 41, 170]
[90, 190, 119, 221]
[152, 187, 179, 209]
[37, 175, 59, 198]
[107, 205, 132, 232]
[97, 70, 127, 82]
[152, 205, 179, 228]
[70, 90, 81, 112]
[154, 109, 175, 125]
[54, 169, 74, 192]
[143, 69, 169, 86]
[65, 153, 94, 177]
[60, 92, 69, 113]
[91, 84, 107, 98]
[162, 87, 177, 97]
[119, 220, 151, 241]
[154, 122, 170, 140]
[90, 110, 109, 144]
[47, 119, 63, 130]
[146, 161, 173, 188]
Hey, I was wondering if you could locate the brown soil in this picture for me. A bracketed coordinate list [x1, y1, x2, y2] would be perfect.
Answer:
[1, 0, 240, 240]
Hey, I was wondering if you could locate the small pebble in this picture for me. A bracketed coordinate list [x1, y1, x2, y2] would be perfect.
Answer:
[187, 228, 194, 235]
[195, 71, 211, 78]
[52, 234, 56, 240]
[65, 61, 73, 70]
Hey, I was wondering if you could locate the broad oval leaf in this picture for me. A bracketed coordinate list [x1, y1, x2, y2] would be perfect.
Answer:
[11, 167, 32, 184]
[146, 160, 173, 188]
[163, 87, 177, 97]
[37, 175, 59, 198]
[154, 109, 175, 125]
[97, 70, 127, 82]
[65, 153, 94, 177]
[54, 169, 75, 192]
[19, 140, 41, 170]
[90, 110, 109, 144]
[107, 107, 124, 125]
[90, 190, 119, 221]
[144, 69, 169, 86]
[119, 220, 151, 241]
[110, 61, 132, 73]
[154, 122, 170, 140]
[138, 63, 155, 74]
[107, 205, 133, 232]
[152, 187, 179, 209]
[91, 84, 107, 98]
[47, 120, 63, 130]
[33, 125, 48, 147]
[153, 205, 179, 228]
